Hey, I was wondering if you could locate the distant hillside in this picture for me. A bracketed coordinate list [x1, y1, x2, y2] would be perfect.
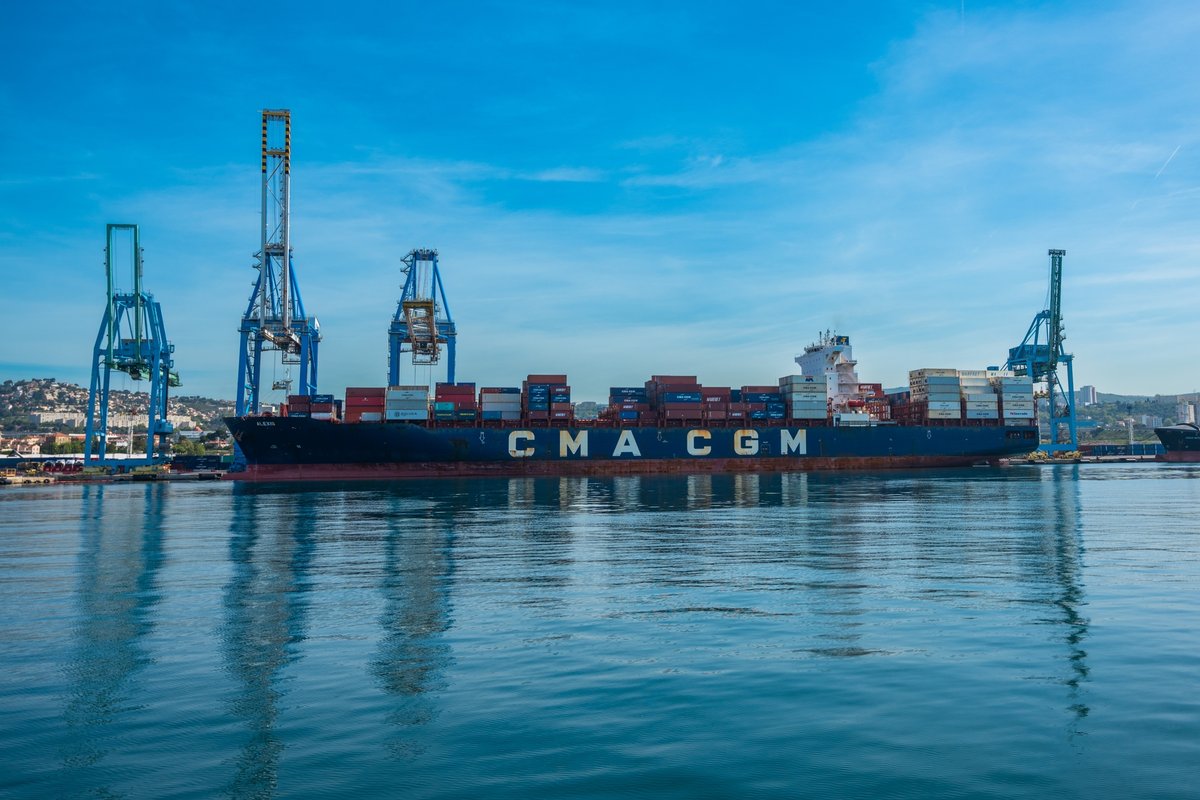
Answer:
[0, 378, 234, 431]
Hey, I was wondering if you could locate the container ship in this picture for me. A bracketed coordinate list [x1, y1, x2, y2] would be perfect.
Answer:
[226, 335, 1040, 481]
[1154, 422, 1200, 462]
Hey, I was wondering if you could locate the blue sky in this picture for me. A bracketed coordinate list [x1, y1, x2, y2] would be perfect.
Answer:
[2, 1, 1198, 401]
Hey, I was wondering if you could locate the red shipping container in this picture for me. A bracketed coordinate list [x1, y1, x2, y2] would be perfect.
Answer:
[551, 411, 572, 419]
[525, 411, 550, 420]
[526, 374, 568, 384]
[727, 402, 750, 412]
[741, 385, 778, 393]
[346, 387, 386, 397]
[311, 402, 334, 413]
[660, 402, 703, 410]
[550, 402, 572, 411]
[705, 410, 728, 420]
[651, 375, 697, 383]
[664, 409, 704, 419]
[728, 411, 746, 419]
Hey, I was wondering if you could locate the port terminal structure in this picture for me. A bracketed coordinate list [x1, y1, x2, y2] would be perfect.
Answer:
[1005, 249, 1078, 453]
[84, 224, 181, 465]
[388, 248, 458, 385]
[236, 109, 320, 416]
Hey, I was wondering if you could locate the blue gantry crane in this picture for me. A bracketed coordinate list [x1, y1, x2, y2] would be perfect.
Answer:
[236, 109, 320, 415]
[1005, 248, 1078, 452]
[388, 248, 457, 386]
[84, 224, 181, 465]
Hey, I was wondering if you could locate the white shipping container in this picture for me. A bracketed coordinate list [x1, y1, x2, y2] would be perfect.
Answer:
[310, 412, 334, 420]
[910, 368, 958, 378]
[965, 401, 998, 410]
[956, 370, 987, 378]
[927, 401, 960, 411]
[386, 390, 428, 401]
[386, 402, 428, 412]
[357, 412, 383, 422]
[966, 409, 999, 419]
[779, 374, 825, 385]
[926, 409, 962, 419]
[965, 393, 998, 402]
[914, 393, 962, 403]
[500, 411, 522, 421]
[386, 410, 428, 420]
[1002, 400, 1035, 410]
[1003, 410, 1036, 419]
[790, 410, 827, 419]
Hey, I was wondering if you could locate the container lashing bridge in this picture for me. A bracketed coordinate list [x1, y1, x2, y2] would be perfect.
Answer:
[236, 109, 320, 415]
[84, 224, 181, 465]
[388, 248, 457, 385]
[1005, 248, 1078, 452]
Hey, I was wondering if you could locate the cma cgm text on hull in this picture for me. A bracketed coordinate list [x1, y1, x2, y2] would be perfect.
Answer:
[225, 418, 1039, 481]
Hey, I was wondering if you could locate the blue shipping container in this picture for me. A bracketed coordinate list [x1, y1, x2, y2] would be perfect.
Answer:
[662, 392, 702, 403]
[311, 394, 335, 404]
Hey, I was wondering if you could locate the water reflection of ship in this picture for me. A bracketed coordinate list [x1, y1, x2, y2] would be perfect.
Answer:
[370, 491, 455, 757]
[222, 486, 316, 798]
[60, 484, 166, 793]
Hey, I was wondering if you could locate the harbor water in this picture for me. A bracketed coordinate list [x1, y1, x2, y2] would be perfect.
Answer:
[1, 465, 1197, 799]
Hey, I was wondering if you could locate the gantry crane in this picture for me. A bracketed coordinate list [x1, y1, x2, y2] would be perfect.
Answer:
[388, 248, 457, 385]
[84, 224, 181, 465]
[236, 109, 320, 415]
[1005, 248, 1078, 452]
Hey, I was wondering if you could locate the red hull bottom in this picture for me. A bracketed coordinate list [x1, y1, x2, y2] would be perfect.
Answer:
[1159, 451, 1200, 463]
[227, 455, 1001, 482]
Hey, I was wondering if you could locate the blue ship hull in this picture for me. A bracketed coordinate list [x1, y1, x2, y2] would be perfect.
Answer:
[225, 418, 1039, 481]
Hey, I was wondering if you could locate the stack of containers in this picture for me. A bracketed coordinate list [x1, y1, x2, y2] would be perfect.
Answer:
[344, 387, 386, 423]
[433, 383, 477, 424]
[523, 374, 568, 423]
[742, 385, 786, 422]
[727, 388, 747, 422]
[648, 375, 702, 423]
[779, 375, 828, 421]
[385, 385, 429, 422]
[989, 373, 1036, 423]
[957, 370, 999, 423]
[909, 369, 962, 421]
[857, 383, 891, 421]
[309, 393, 338, 422]
[609, 386, 652, 424]
[701, 386, 731, 423]
[480, 387, 522, 422]
[286, 394, 311, 418]
[885, 387, 915, 423]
